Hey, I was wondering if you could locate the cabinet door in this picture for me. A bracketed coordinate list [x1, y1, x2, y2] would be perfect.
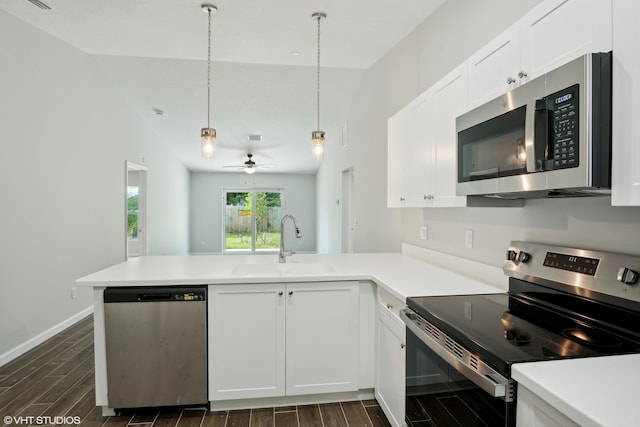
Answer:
[387, 108, 409, 207]
[285, 281, 360, 395]
[516, 385, 579, 427]
[432, 63, 468, 207]
[612, 0, 640, 205]
[521, 0, 612, 79]
[209, 284, 286, 400]
[467, 23, 521, 109]
[375, 304, 406, 427]
[406, 93, 436, 206]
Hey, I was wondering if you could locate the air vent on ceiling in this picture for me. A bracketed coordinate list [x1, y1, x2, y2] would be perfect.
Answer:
[247, 134, 262, 143]
[27, 0, 52, 10]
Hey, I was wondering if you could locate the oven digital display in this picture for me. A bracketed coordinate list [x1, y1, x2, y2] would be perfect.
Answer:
[543, 252, 600, 276]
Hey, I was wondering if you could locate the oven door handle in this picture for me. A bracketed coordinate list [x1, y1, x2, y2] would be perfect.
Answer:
[400, 308, 513, 402]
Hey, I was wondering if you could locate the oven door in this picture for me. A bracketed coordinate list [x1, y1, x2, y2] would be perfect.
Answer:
[401, 309, 515, 427]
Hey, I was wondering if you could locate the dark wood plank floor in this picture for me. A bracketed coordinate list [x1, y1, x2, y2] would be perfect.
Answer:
[0, 315, 391, 427]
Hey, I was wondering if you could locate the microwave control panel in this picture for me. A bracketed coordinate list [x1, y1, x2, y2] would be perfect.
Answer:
[550, 84, 579, 169]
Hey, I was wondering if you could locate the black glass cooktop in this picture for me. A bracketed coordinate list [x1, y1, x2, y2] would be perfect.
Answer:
[407, 283, 640, 376]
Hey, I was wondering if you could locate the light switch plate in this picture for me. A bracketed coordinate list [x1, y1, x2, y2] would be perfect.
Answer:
[420, 226, 427, 240]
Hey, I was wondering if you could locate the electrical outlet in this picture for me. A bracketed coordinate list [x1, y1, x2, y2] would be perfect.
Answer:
[465, 229, 473, 249]
[420, 226, 427, 240]
[71, 286, 78, 299]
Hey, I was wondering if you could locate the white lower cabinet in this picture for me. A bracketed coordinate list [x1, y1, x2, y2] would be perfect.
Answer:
[209, 283, 285, 400]
[516, 385, 579, 427]
[375, 295, 406, 427]
[209, 281, 360, 401]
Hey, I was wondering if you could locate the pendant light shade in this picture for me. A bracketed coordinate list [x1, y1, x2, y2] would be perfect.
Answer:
[201, 3, 217, 158]
[311, 12, 326, 160]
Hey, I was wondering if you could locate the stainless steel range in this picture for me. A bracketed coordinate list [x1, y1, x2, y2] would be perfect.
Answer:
[401, 241, 640, 426]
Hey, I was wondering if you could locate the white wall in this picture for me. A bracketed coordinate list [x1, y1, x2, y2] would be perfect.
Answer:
[319, 0, 640, 263]
[319, 0, 541, 254]
[0, 10, 189, 360]
[190, 172, 317, 254]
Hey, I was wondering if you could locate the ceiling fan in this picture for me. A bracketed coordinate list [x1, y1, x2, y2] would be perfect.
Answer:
[223, 154, 274, 174]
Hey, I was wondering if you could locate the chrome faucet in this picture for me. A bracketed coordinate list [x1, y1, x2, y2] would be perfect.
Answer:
[279, 214, 302, 263]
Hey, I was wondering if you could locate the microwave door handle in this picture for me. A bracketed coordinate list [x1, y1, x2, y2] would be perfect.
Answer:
[469, 167, 499, 177]
[524, 99, 541, 173]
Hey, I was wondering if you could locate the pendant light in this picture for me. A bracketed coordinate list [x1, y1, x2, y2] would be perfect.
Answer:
[311, 12, 326, 160]
[201, 3, 217, 159]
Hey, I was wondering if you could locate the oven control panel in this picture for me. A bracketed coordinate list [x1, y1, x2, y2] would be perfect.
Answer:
[543, 252, 600, 276]
[503, 241, 640, 304]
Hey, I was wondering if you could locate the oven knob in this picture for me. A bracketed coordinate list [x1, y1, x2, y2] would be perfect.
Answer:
[517, 251, 530, 263]
[506, 250, 517, 261]
[617, 267, 639, 285]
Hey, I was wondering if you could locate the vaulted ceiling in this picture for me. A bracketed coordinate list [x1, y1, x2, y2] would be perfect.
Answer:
[1, 0, 446, 173]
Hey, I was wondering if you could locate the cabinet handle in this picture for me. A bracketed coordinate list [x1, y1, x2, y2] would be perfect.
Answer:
[288, 291, 294, 296]
[400, 197, 405, 202]
[278, 291, 283, 296]
[506, 76, 516, 84]
[400, 344, 406, 349]
[386, 304, 393, 309]
[518, 70, 528, 79]
[424, 195, 434, 200]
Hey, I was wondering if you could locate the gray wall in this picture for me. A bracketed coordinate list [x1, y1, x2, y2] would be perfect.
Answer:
[319, 0, 640, 263]
[0, 10, 190, 359]
[190, 172, 317, 254]
[316, 0, 543, 254]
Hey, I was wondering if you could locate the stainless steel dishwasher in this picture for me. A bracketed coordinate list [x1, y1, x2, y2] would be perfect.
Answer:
[104, 286, 207, 409]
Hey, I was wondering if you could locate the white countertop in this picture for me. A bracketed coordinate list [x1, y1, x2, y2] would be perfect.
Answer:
[76, 250, 506, 301]
[78, 247, 640, 425]
[512, 354, 640, 427]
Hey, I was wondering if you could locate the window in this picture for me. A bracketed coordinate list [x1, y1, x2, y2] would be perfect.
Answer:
[127, 186, 139, 240]
[223, 189, 282, 253]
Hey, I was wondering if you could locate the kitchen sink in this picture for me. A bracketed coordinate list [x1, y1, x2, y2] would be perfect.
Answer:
[231, 262, 335, 276]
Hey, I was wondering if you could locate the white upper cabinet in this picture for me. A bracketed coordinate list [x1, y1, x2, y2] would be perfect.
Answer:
[467, 23, 523, 110]
[388, 0, 615, 209]
[468, 0, 612, 110]
[405, 93, 436, 207]
[386, 64, 467, 208]
[431, 64, 468, 207]
[520, 0, 612, 79]
[612, 0, 640, 205]
[387, 108, 409, 207]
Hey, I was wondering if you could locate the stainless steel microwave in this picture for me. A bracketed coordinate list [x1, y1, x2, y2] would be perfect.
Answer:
[456, 52, 612, 198]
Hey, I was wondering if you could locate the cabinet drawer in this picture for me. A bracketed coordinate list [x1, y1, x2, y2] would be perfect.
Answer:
[377, 287, 405, 320]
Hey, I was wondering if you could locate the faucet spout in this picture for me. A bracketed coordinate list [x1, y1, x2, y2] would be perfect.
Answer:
[280, 214, 302, 263]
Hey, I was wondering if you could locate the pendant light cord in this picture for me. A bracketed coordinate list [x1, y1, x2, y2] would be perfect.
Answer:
[207, 7, 212, 129]
[316, 14, 321, 132]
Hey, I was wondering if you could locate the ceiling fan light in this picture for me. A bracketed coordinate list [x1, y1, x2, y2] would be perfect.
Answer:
[201, 127, 216, 158]
[244, 166, 256, 174]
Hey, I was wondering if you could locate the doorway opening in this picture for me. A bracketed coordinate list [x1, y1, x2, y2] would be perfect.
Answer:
[341, 167, 355, 253]
[126, 161, 147, 258]
[223, 189, 283, 254]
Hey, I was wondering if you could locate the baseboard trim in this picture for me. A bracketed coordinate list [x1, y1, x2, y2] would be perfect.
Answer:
[0, 306, 94, 367]
[209, 389, 375, 411]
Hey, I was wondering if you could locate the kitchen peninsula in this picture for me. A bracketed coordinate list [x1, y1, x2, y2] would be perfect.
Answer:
[76, 245, 504, 418]
[76, 246, 640, 427]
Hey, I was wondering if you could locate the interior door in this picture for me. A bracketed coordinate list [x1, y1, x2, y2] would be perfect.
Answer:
[126, 161, 147, 258]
